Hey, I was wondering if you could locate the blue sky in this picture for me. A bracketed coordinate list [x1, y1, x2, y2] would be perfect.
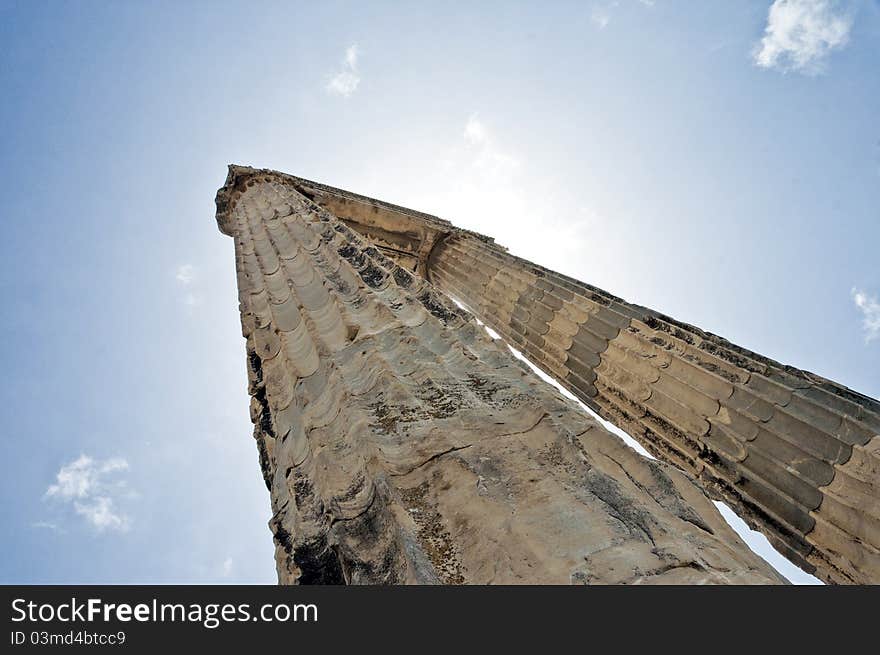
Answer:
[0, 1, 877, 585]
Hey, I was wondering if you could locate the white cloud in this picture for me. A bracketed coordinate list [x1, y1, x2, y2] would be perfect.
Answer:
[344, 44, 358, 69]
[74, 496, 129, 532]
[753, 0, 853, 74]
[326, 44, 361, 98]
[590, 1, 651, 30]
[175, 264, 202, 307]
[591, 6, 613, 30]
[397, 114, 601, 274]
[175, 264, 195, 285]
[460, 115, 521, 181]
[852, 288, 880, 343]
[327, 71, 360, 98]
[45, 455, 132, 532]
[46, 455, 128, 499]
[221, 556, 234, 578]
[463, 115, 489, 146]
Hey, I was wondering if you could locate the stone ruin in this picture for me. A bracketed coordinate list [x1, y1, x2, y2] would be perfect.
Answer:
[215, 165, 878, 584]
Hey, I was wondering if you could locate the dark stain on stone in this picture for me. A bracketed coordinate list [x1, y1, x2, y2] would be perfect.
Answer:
[359, 262, 387, 288]
[399, 480, 464, 584]
[418, 290, 460, 325]
[393, 266, 414, 289]
[292, 536, 346, 585]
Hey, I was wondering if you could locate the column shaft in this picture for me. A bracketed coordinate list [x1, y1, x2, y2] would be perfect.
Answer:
[216, 170, 784, 584]
[428, 232, 880, 584]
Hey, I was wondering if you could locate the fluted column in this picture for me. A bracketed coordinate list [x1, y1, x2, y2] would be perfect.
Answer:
[428, 232, 880, 584]
[215, 168, 785, 584]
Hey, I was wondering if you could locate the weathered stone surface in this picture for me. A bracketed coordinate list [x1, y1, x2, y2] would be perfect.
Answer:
[220, 167, 880, 585]
[427, 233, 880, 585]
[215, 166, 786, 584]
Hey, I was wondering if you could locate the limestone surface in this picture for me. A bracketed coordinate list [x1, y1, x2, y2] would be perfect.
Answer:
[217, 166, 880, 585]
[216, 167, 787, 584]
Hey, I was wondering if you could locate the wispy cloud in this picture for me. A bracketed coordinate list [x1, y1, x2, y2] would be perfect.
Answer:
[402, 114, 599, 271]
[591, 5, 614, 30]
[753, 0, 853, 75]
[175, 263, 201, 307]
[45, 455, 132, 532]
[590, 1, 654, 30]
[463, 115, 489, 146]
[461, 115, 521, 183]
[852, 288, 880, 343]
[221, 556, 234, 578]
[326, 44, 361, 98]
[175, 263, 195, 285]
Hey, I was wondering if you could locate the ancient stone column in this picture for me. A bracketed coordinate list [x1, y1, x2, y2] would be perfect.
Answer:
[215, 167, 785, 584]
[262, 169, 878, 585]
[427, 232, 880, 584]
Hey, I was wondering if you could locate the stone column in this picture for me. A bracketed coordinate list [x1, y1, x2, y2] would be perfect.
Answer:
[215, 169, 785, 584]
[427, 232, 880, 584]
